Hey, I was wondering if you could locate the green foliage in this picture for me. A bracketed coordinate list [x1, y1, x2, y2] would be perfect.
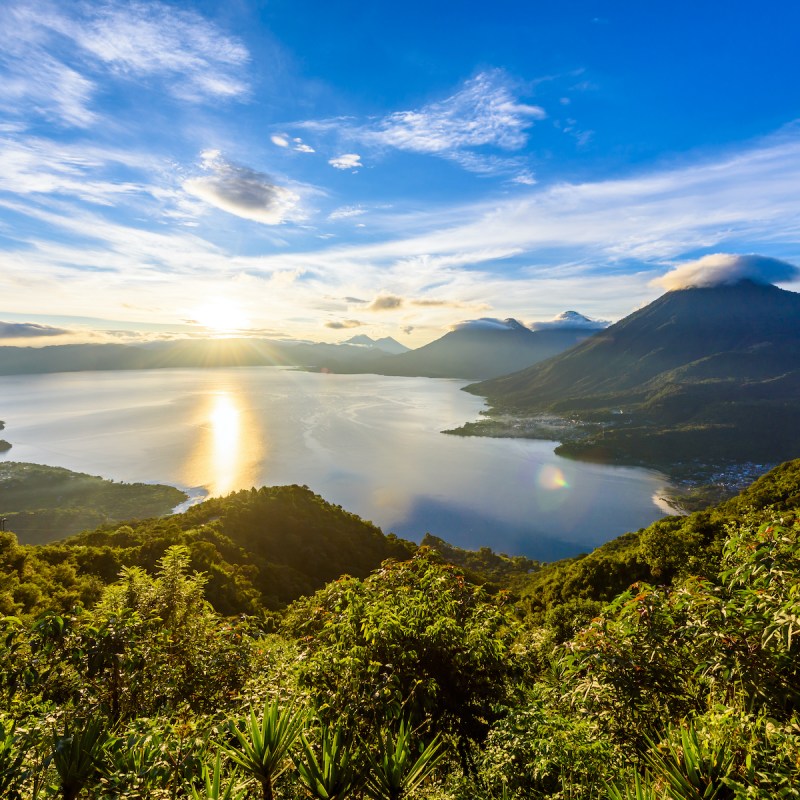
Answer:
[519, 459, 800, 626]
[2, 484, 416, 617]
[363, 718, 444, 800]
[220, 699, 305, 800]
[190, 751, 247, 800]
[479, 695, 621, 800]
[644, 723, 736, 800]
[286, 551, 519, 757]
[0, 459, 798, 798]
[294, 724, 359, 800]
[51, 717, 109, 800]
[0, 721, 27, 800]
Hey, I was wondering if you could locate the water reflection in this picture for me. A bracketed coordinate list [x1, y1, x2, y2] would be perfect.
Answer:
[185, 387, 262, 496]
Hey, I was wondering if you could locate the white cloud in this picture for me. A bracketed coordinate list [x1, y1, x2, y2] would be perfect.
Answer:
[271, 135, 290, 148]
[653, 253, 800, 291]
[329, 153, 362, 170]
[328, 205, 366, 221]
[295, 143, 315, 153]
[300, 70, 543, 177]
[58, 1, 249, 101]
[183, 151, 300, 225]
[0, 134, 162, 205]
[528, 311, 609, 331]
[0, 0, 249, 128]
[512, 171, 537, 186]
[0, 53, 98, 128]
[452, 317, 523, 331]
[368, 70, 545, 155]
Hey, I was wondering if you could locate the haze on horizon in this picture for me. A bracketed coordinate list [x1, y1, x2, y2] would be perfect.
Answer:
[1, 0, 799, 349]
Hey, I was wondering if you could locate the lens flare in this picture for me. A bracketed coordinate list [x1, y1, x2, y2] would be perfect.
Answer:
[538, 464, 569, 490]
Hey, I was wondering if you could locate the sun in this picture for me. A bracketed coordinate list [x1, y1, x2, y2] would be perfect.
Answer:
[191, 300, 249, 336]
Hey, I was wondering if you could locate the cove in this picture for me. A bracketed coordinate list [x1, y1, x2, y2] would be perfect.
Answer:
[0, 367, 673, 560]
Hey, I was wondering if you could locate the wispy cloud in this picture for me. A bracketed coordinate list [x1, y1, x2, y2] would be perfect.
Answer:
[298, 70, 543, 179]
[367, 70, 544, 155]
[183, 150, 301, 225]
[328, 205, 366, 221]
[0, 0, 249, 129]
[41, 1, 249, 102]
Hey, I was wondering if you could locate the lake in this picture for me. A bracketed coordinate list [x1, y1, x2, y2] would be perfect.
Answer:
[0, 367, 673, 559]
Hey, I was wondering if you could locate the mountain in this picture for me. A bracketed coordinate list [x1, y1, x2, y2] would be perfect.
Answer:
[467, 281, 800, 465]
[343, 334, 410, 354]
[361, 316, 602, 380]
[0, 337, 387, 376]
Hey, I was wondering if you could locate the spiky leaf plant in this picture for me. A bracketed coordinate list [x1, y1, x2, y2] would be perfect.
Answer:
[219, 699, 304, 800]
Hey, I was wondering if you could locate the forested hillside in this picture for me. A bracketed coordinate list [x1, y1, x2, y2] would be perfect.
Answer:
[0, 460, 798, 798]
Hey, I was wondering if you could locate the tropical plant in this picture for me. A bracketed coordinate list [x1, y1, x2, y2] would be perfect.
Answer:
[644, 723, 736, 800]
[190, 751, 247, 800]
[220, 699, 305, 800]
[295, 723, 360, 800]
[363, 718, 444, 800]
[51, 717, 110, 800]
[606, 769, 664, 800]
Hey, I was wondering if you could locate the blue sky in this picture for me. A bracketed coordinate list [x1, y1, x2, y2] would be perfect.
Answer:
[1, 0, 799, 346]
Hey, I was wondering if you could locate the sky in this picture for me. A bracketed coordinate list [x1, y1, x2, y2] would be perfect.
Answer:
[1, 0, 799, 347]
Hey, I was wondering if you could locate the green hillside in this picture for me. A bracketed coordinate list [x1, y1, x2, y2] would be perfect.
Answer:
[0, 460, 798, 798]
[0, 462, 188, 544]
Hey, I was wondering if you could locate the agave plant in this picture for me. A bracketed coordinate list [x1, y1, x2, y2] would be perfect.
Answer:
[294, 723, 359, 800]
[190, 751, 247, 800]
[363, 718, 445, 800]
[219, 699, 305, 800]
[51, 718, 110, 800]
[606, 769, 665, 800]
[645, 723, 736, 800]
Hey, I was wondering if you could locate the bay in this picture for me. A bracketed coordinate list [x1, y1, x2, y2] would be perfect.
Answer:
[0, 367, 673, 559]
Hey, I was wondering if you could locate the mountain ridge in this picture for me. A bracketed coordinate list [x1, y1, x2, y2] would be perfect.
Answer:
[463, 281, 800, 467]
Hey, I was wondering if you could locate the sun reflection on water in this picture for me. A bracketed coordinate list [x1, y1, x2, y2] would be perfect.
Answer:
[184, 388, 262, 496]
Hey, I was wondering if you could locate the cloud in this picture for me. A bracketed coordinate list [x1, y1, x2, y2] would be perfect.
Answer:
[271, 135, 289, 148]
[0, 1, 250, 130]
[368, 70, 544, 156]
[653, 253, 800, 291]
[452, 317, 526, 332]
[367, 295, 404, 311]
[528, 311, 609, 331]
[328, 205, 366, 221]
[325, 319, 363, 329]
[512, 170, 537, 186]
[54, 1, 250, 102]
[183, 151, 300, 224]
[0, 53, 98, 128]
[0, 320, 69, 339]
[329, 153, 363, 170]
[295, 143, 315, 153]
[300, 71, 544, 177]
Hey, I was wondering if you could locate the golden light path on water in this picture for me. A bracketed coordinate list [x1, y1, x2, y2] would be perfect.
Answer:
[183, 386, 263, 496]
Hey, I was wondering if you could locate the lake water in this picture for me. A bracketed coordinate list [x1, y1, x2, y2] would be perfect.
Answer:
[0, 367, 673, 559]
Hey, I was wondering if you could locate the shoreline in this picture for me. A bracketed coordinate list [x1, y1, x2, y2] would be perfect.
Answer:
[443, 412, 775, 512]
